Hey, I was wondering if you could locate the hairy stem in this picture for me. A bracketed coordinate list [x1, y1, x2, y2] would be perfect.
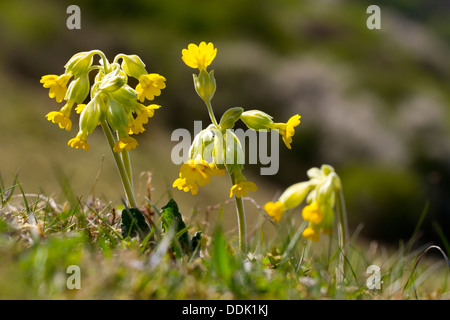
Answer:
[205, 100, 219, 128]
[230, 173, 247, 253]
[101, 121, 137, 208]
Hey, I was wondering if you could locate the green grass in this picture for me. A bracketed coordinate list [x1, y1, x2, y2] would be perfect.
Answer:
[0, 176, 448, 300]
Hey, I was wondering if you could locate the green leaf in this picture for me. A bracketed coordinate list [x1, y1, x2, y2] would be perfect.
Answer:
[211, 226, 234, 282]
[121, 207, 151, 239]
[160, 198, 190, 254]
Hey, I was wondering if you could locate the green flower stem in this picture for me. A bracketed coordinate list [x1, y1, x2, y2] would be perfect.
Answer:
[335, 188, 348, 284]
[101, 121, 137, 208]
[234, 195, 247, 253]
[230, 174, 247, 253]
[122, 150, 134, 191]
[205, 100, 219, 128]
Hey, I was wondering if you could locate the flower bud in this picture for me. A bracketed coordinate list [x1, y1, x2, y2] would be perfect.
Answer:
[224, 130, 244, 174]
[65, 51, 95, 77]
[120, 54, 147, 79]
[278, 181, 313, 210]
[106, 96, 129, 133]
[219, 107, 243, 130]
[240, 110, 273, 131]
[193, 70, 216, 103]
[79, 94, 102, 135]
[65, 73, 90, 104]
[99, 66, 126, 92]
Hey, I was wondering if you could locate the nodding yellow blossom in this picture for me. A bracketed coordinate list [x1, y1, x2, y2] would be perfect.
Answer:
[302, 201, 324, 225]
[265, 165, 344, 242]
[113, 136, 138, 153]
[271, 114, 301, 149]
[40, 74, 72, 103]
[128, 104, 160, 134]
[173, 177, 199, 196]
[264, 201, 285, 223]
[229, 181, 258, 198]
[46, 110, 72, 131]
[68, 133, 89, 151]
[136, 73, 166, 102]
[43, 51, 165, 153]
[173, 158, 225, 195]
[302, 226, 320, 242]
[179, 159, 217, 187]
[182, 42, 217, 71]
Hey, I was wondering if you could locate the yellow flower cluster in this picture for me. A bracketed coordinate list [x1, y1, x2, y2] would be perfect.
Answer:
[174, 42, 301, 201]
[41, 50, 166, 152]
[264, 165, 341, 242]
[173, 158, 225, 195]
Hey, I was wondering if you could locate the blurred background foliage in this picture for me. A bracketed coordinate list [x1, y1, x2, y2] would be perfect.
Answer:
[0, 0, 449, 248]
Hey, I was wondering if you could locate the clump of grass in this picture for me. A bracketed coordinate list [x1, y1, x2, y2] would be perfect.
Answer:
[0, 175, 448, 299]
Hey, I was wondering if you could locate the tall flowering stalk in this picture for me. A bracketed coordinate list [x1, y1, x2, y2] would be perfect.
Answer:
[41, 50, 166, 208]
[264, 164, 348, 283]
[175, 42, 301, 252]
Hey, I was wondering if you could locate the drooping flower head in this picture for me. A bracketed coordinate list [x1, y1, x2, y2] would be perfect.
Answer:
[42, 50, 165, 152]
[264, 165, 342, 242]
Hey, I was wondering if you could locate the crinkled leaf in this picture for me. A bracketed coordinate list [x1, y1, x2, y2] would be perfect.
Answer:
[121, 207, 151, 239]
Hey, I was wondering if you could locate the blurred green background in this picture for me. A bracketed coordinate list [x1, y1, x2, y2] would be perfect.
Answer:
[0, 0, 449, 247]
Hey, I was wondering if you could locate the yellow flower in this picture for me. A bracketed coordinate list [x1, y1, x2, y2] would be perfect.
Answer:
[179, 159, 216, 187]
[136, 74, 166, 102]
[182, 42, 217, 71]
[173, 178, 199, 196]
[302, 201, 323, 225]
[113, 136, 138, 153]
[209, 163, 226, 177]
[40, 74, 72, 103]
[173, 159, 225, 195]
[264, 201, 285, 222]
[229, 181, 258, 198]
[68, 133, 89, 151]
[75, 104, 86, 114]
[271, 114, 301, 149]
[128, 104, 161, 134]
[302, 226, 320, 242]
[46, 110, 72, 131]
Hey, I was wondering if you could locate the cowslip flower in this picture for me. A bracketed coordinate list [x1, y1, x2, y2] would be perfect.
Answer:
[229, 181, 258, 198]
[240, 111, 301, 149]
[46, 103, 73, 131]
[173, 177, 199, 196]
[68, 132, 89, 151]
[128, 104, 161, 134]
[113, 136, 139, 153]
[270, 114, 301, 149]
[182, 42, 217, 71]
[173, 158, 224, 194]
[41, 74, 72, 103]
[302, 201, 324, 225]
[302, 226, 320, 242]
[264, 165, 343, 242]
[263, 201, 285, 223]
[264, 181, 312, 222]
[178, 41, 302, 253]
[42, 50, 166, 209]
[136, 73, 166, 102]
